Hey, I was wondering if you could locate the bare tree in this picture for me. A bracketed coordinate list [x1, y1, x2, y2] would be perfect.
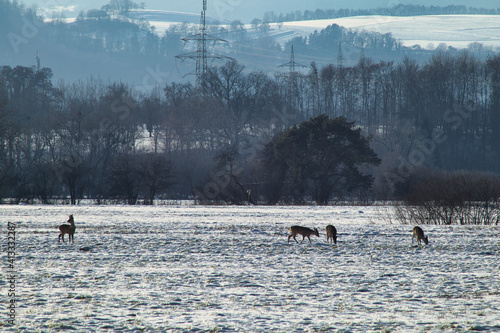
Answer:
[105, 153, 141, 205]
[138, 153, 175, 205]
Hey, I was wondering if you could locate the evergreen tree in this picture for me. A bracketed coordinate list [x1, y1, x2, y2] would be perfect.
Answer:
[263, 115, 380, 204]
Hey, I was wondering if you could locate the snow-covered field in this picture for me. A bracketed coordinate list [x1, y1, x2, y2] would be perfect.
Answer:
[277, 15, 500, 50]
[2, 204, 500, 332]
[138, 9, 500, 51]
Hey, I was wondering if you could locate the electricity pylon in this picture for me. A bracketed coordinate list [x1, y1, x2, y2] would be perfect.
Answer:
[175, 0, 232, 89]
[276, 45, 307, 112]
[337, 42, 344, 68]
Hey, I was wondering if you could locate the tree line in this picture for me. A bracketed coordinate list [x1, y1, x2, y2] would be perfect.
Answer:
[261, 4, 500, 24]
[1, 50, 500, 204]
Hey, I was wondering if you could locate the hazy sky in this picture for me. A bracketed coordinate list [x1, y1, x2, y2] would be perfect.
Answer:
[24, 0, 500, 22]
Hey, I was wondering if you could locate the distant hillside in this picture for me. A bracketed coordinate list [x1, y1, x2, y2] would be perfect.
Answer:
[268, 15, 500, 51]
[1, 0, 498, 88]
[141, 10, 500, 65]
[130, 9, 500, 51]
[262, 4, 500, 23]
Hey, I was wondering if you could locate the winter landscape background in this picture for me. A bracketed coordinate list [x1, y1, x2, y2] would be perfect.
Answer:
[2, 1, 500, 84]
[3, 204, 500, 332]
[2, 1, 500, 205]
[2, 0, 500, 331]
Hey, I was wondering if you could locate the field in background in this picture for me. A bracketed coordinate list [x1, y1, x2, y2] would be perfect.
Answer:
[2, 205, 499, 332]
[277, 15, 500, 49]
[138, 11, 500, 50]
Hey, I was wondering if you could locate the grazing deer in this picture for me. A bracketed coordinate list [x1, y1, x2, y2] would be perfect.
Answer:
[412, 226, 428, 245]
[326, 225, 337, 245]
[59, 215, 76, 243]
[288, 226, 319, 244]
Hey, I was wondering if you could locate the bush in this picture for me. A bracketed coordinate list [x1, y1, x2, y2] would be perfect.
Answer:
[394, 169, 500, 225]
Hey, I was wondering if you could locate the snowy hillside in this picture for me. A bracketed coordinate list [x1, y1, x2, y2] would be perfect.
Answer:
[276, 15, 500, 49]
[134, 9, 500, 50]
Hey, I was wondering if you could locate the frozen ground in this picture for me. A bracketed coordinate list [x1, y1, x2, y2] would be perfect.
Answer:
[1, 204, 500, 332]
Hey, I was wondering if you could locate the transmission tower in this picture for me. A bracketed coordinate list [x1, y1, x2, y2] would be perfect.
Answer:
[359, 42, 366, 62]
[277, 46, 306, 96]
[276, 45, 307, 115]
[175, 0, 232, 88]
[36, 51, 40, 72]
[278, 45, 306, 74]
[337, 42, 344, 68]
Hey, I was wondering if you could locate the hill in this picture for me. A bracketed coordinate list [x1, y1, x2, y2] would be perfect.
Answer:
[131, 10, 500, 51]
[134, 10, 499, 71]
[272, 15, 500, 50]
[1, 2, 498, 87]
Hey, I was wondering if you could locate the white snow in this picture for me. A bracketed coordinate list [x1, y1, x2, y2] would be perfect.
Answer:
[274, 15, 500, 50]
[143, 11, 500, 50]
[2, 204, 499, 331]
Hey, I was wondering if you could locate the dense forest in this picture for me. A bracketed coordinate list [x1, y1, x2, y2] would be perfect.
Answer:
[1, 48, 500, 204]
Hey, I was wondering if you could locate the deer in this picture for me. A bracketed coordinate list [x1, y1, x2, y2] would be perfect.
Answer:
[59, 214, 76, 243]
[326, 225, 337, 245]
[288, 226, 319, 244]
[412, 226, 428, 245]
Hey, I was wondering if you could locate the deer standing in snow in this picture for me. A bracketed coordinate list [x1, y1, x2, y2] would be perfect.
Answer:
[412, 226, 428, 245]
[288, 226, 319, 244]
[326, 225, 337, 245]
[59, 214, 76, 243]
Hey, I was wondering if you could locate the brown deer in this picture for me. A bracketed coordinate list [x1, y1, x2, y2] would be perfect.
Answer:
[59, 215, 76, 243]
[288, 226, 319, 244]
[326, 225, 337, 245]
[412, 226, 428, 245]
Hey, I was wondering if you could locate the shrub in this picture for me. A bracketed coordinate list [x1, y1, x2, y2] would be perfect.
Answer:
[394, 169, 500, 225]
